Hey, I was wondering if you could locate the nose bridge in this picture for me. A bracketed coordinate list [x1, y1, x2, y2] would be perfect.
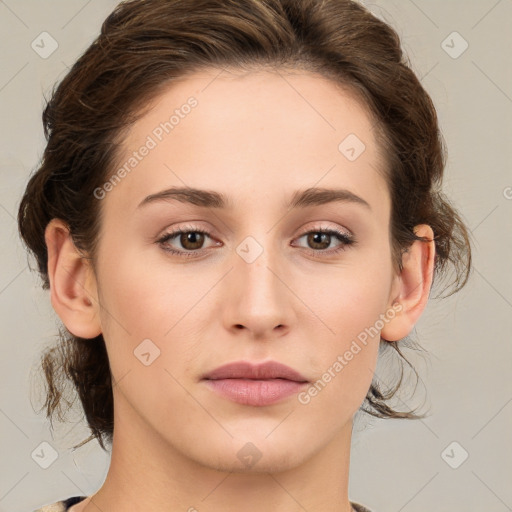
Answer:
[225, 231, 294, 334]
[235, 234, 282, 302]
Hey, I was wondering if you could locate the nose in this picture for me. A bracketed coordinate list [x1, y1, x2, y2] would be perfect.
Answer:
[222, 243, 296, 340]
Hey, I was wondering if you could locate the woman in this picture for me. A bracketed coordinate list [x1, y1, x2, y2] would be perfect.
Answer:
[18, 0, 472, 511]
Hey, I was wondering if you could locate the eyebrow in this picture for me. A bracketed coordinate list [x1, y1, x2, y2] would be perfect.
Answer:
[137, 186, 371, 211]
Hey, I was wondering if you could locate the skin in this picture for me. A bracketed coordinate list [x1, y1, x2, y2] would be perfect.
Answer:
[45, 67, 435, 512]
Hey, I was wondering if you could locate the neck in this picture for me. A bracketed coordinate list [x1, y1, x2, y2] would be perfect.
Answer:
[80, 396, 355, 512]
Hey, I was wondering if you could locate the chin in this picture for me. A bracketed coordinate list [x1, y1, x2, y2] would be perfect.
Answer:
[191, 434, 310, 475]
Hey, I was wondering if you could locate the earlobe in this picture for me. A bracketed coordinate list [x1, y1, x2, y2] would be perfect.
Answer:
[45, 218, 102, 339]
[381, 224, 436, 342]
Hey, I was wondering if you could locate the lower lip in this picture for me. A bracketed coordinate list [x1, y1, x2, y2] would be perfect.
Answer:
[203, 378, 308, 406]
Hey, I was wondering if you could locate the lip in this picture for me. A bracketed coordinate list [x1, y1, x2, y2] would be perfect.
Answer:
[202, 360, 308, 381]
[202, 360, 309, 406]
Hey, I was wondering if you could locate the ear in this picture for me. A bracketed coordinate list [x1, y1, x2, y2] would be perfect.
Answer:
[45, 218, 102, 339]
[381, 224, 436, 342]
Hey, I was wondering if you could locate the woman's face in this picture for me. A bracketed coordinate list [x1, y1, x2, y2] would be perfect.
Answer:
[92, 67, 401, 472]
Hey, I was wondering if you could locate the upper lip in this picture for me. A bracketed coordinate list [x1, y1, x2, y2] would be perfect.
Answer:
[202, 360, 308, 382]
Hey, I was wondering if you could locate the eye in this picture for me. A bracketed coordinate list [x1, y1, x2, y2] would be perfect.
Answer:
[156, 224, 356, 259]
[293, 227, 355, 255]
[157, 225, 218, 258]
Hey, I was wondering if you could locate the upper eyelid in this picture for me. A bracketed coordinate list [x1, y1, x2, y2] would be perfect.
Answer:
[159, 224, 351, 240]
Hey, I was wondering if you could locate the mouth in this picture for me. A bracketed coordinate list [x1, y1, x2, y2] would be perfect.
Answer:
[201, 360, 309, 406]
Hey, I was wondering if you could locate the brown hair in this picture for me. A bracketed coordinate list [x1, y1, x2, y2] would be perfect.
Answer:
[18, 0, 472, 450]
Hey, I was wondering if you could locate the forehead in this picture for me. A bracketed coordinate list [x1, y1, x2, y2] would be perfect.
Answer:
[104, 67, 389, 218]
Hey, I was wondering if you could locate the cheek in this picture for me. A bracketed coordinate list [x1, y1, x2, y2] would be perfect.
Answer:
[92, 258, 156, 390]
[94, 251, 197, 400]
[296, 280, 384, 422]
[94, 243, 210, 386]
[301, 252, 394, 344]
[296, 250, 393, 403]
[96, 244, 180, 335]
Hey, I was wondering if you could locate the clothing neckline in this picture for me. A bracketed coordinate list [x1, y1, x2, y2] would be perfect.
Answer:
[60, 496, 372, 512]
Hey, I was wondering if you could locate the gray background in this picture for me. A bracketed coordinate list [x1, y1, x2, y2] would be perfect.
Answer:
[1, 1, 511, 511]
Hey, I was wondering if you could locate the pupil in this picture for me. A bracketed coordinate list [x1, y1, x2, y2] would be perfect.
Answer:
[310, 232, 329, 249]
[182, 232, 203, 249]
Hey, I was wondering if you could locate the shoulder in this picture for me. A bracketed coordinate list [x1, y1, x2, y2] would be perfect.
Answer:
[32, 496, 87, 512]
[351, 501, 374, 512]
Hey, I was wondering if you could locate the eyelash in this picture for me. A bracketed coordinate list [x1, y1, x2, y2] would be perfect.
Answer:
[156, 225, 356, 259]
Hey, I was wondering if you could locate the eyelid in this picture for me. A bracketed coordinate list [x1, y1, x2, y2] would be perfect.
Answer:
[298, 221, 352, 237]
